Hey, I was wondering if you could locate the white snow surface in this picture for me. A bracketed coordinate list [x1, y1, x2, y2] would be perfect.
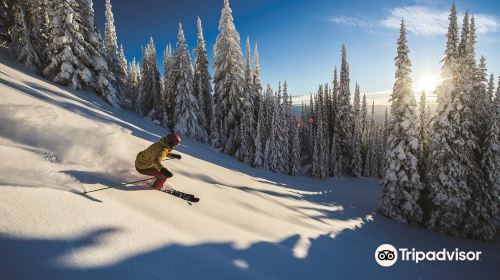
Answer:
[0, 47, 498, 279]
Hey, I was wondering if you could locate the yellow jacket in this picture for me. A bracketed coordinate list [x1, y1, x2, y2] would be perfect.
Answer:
[135, 137, 173, 171]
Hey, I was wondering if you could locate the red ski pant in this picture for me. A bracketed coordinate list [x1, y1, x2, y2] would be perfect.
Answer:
[136, 167, 167, 189]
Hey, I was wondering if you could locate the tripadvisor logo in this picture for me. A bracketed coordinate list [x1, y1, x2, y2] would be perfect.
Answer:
[375, 244, 482, 267]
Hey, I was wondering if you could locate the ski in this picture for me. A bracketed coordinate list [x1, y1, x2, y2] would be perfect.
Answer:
[160, 187, 200, 203]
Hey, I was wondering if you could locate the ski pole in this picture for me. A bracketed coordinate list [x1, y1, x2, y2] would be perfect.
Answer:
[82, 177, 161, 194]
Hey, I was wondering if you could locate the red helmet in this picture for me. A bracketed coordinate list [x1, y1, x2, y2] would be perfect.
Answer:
[166, 133, 181, 147]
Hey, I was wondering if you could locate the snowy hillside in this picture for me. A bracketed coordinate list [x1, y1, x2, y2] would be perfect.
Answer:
[0, 47, 498, 279]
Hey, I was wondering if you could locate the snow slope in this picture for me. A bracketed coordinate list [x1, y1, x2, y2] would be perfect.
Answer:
[0, 47, 498, 279]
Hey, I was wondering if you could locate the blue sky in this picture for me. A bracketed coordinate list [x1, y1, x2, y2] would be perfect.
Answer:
[93, 0, 500, 104]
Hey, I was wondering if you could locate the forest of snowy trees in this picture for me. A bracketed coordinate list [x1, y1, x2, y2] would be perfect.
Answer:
[380, 4, 499, 241]
[1, 0, 498, 241]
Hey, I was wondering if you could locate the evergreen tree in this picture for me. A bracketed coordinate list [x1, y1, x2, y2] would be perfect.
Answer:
[266, 91, 282, 173]
[128, 57, 140, 112]
[418, 91, 430, 181]
[163, 44, 175, 130]
[194, 17, 213, 137]
[336, 45, 353, 175]
[140, 37, 161, 117]
[104, 0, 118, 71]
[237, 81, 256, 164]
[210, 104, 222, 150]
[0, 0, 14, 44]
[363, 101, 375, 177]
[43, 0, 119, 107]
[427, 3, 469, 235]
[252, 43, 262, 125]
[351, 82, 363, 176]
[213, 0, 245, 155]
[10, 3, 39, 71]
[329, 67, 340, 176]
[253, 99, 265, 168]
[173, 23, 207, 142]
[117, 44, 129, 103]
[236, 37, 256, 163]
[380, 21, 422, 225]
[290, 116, 301, 176]
[486, 73, 495, 100]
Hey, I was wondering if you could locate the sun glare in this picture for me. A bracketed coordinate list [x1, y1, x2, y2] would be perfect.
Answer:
[416, 74, 440, 94]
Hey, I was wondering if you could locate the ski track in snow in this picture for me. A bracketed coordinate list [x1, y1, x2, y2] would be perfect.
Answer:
[0, 47, 499, 279]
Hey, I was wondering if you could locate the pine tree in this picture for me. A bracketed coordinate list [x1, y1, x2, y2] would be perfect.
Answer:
[427, 3, 469, 235]
[266, 91, 282, 173]
[380, 21, 422, 225]
[290, 116, 301, 176]
[213, 0, 244, 155]
[312, 115, 327, 179]
[210, 104, 222, 150]
[0, 0, 14, 44]
[280, 82, 291, 173]
[363, 101, 375, 177]
[253, 99, 265, 168]
[173, 23, 207, 142]
[43, 0, 119, 107]
[163, 44, 175, 130]
[463, 62, 499, 241]
[128, 57, 140, 112]
[252, 43, 262, 126]
[104, 0, 118, 66]
[194, 17, 213, 138]
[486, 73, 495, 101]
[361, 94, 368, 169]
[140, 37, 161, 117]
[336, 45, 353, 175]
[117, 44, 129, 102]
[10, 3, 39, 71]
[418, 91, 430, 181]
[351, 82, 363, 176]
[329, 67, 340, 176]
[237, 82, 256, 164]
[236, 37, 256, 163]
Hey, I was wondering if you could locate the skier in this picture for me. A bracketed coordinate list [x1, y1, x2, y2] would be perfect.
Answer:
[135, 133, 182, 190]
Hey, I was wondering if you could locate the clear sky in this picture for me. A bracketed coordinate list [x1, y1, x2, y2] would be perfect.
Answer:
[93, 0, 500, 104]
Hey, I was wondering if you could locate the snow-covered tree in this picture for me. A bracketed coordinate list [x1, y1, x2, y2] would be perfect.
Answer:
[104, 0, 118, 69]
[117, 44, 129, 101]
[252, 43, 262, 125]
[193, 17, 213, 137]
[265, 91, 282, 173]
[0, 0, 14, 44]
[380, 21, 422, 225]
[290, 117, 301, 176]
[43, 0, 119, 107]
[173, 23, 207, 142]
[10, 3, 39, 71]
[351, 82, 363, 176]
[128, 57, 140, 112]
[139, 37, 161, 117]
[427, 3, 469, 235]
[237, 80, 256, 164]
[363, 101, 375, 177]
[336, 45, 353, 175]
[213, 0, 244, 155]
[253, 99, 265, 168]
[163, 43, 175, 130]
[418, 91, 430, 181]
[312, 114, 327, 179]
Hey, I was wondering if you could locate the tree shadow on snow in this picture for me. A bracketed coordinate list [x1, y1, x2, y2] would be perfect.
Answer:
[1, 218, 498, 280]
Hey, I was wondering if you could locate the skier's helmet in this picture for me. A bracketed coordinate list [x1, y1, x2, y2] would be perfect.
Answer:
[166, 133, 182, 147]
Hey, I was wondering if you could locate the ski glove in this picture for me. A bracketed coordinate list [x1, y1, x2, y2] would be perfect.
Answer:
[170, 153, 182, 160]
[160, 167, 173, 178]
